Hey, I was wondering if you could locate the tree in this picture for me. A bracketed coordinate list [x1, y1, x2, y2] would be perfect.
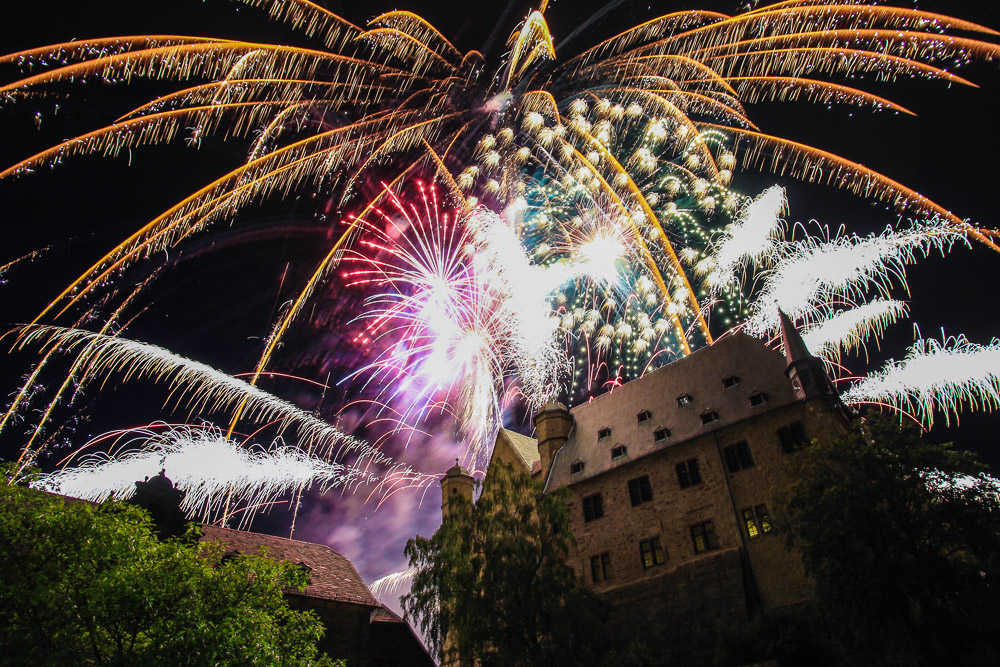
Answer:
[778, 416, 1000, 666]
[402, 461, 607, 667]
[0, 471, 338, 667]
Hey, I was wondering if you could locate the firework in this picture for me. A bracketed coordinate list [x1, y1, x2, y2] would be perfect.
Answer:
[800, 299, 909, 363]
[841, 334, 1000, 428]
[34, 425, 372, 526]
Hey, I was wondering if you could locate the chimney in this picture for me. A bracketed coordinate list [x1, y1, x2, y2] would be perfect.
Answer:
[533, 402, 573, 483]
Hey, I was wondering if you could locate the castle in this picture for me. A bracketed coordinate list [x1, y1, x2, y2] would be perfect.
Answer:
[441, 316, 852, 664]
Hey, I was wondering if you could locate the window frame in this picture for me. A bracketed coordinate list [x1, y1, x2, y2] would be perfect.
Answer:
[722, 375, 740, 389]
[742, 504, 773, 538]
[610, 445, 627, 460]
[570, 460, 586, 475]
[676, 458, 702, 489]
[691, 520, 720, 554]
[653, 427, 670, 442]
[582, 493, 604, 522]
[597, 427, 612, 440]
[627, 475, 654, 507]
[723, 440, 755, 473]
[677, 393, 693, 407]
[636, 410, 652, 424]
[778, 421, 808, 453]
[639, 537, 665, 569]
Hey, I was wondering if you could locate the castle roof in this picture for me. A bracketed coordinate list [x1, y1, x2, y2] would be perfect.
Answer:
[497, 428, 541, 469]
[545, 332, 797, 490]
[200, 525, 379, 607]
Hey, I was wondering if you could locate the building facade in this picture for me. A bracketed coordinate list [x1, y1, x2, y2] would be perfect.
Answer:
[447, 322, 851, 664]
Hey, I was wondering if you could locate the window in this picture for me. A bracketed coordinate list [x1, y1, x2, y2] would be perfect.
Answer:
[676, 459, 702, 489]
[598, 427, 612, 440]
[610, 445, 627, 460]
[582, 493, 604, 522]
[627, 475, 653, 506]
[639, 537, 665, 568]
[742, 504, 773, 539]
[636, 410, 652, 424]
[653, 427, 670, 442]
[723, 440, 755, 473]
[691, 521, 719, 554]
[722, 375, 740, 389]
[700, 410, 719, 425]
[570, 461, 585, 475]
[778, 421, 809, 453]
[677, 394, 693, 407]
[590, 552, 613, 582]
[749, 391, 769, 407]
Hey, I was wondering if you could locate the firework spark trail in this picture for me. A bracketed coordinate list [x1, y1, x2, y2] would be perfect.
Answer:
[920, 469, 1000, 503]
[13, 325, 392, 467]
[801, 299, 909, 363]
[745, 221, 969, 337]
[696, 185, 787, 293]
[841, 334, 1000, 428]
[370, 567, 417, 599]
[34, 425, 373, 525]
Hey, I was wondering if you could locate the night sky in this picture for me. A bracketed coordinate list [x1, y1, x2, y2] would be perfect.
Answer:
[2, 0, 1000, 593]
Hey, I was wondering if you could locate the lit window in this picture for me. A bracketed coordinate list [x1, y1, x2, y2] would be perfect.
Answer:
[743, 505, 773, 538]
[590, 552, 613, 582]
[722, 375, 740, 389]
[570, 461, 585, 475]
[691, 520, 719, 554]
[676, 459, 702, 489]
[653, 427, 670, 442]
[749, 392, 768, 407]
[636, 410, 652, 424]
[778, 421, 808, 453]
[582, 493, 604, 522]
[598, 427, 612, 440]
[723, 441, 754, 473]
[639, 537, 665, 568]
[677, 394, 693, 407]
[610, 445, 627, 459]
[627, 475, 653, 506]
[700, 410, 719, 425]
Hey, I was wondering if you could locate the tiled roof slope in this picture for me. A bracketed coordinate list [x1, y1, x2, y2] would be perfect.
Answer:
[201, 525, 378, 607]
[498, 428, 541, 467]
[546, 333, 796, 490]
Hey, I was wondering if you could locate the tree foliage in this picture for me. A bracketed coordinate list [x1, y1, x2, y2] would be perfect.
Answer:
[402, 461, 606, 667]
[779, 416, 1000, 666]
[0, 471, 337, 667]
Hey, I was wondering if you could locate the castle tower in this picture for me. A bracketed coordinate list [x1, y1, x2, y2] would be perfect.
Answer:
[533, 402, 573, 483]
[779, 310, 837, 400]
[441, 460, 474, 519]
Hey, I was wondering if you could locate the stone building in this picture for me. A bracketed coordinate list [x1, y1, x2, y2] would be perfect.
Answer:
[444, 318, 851, 664]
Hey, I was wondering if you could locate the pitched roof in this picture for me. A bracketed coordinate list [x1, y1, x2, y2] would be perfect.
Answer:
[200, 525, 378, 607]
[497, 428, 541, 468]
[545, 333, 797, 490]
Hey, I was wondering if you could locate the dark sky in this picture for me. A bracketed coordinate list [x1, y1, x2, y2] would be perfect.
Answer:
[2, 0, 1000, 586]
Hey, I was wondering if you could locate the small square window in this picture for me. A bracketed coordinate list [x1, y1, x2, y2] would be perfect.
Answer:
[570, 461, 585, 475]
[723, 441, 755, 472]
[627, 475, 653, 506]
[691, 520, 719, 554]
[639, 537, 665, 568]
[722, 375, 740, 389]
[749, 392, 768, 407]
[636, 410, 652, 424]
[598, 427, 612, 440]
[677, 394, 693, 407]
[778, 421, 808, 453]
[583, 493, 604, 522]
[653, 427, 670, 442]
[700, 410, 719, 425]
[610, 445, 627, 459]
[590, 552, 613, 582]
[676, 459, 702, 489]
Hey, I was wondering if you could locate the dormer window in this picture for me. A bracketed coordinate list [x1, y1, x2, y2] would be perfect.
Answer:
[654, 427, 670, 442]
[636, 410, 652, 424]
[749, 392, 768, 407]
[570, 461, 586, 474]
[611, 445, 627, 459]
[700, 410, 719, 425]
[677, 394, 693, 407]
[598, 427, 612, 440]
[722, 375, 740, 389]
